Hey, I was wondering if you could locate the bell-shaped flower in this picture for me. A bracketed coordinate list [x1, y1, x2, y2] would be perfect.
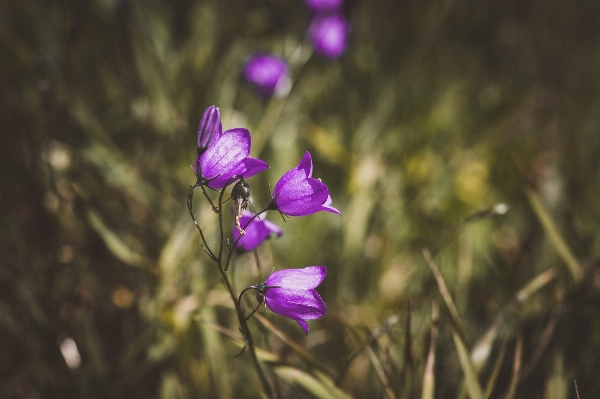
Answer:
[263, 266, 327, 335]
[269, 151, 341, 217]
[308, 13, 350, 59]
[243, 54, 289, 97]
[232, 210, 283, 251]
[305, 0, 343, 13]
[194, 128, 268, 189]
[196, 105, 222, 155]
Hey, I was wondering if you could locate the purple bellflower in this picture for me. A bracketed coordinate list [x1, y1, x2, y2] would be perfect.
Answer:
[269, 151, 341, 217]
[243, 54, 289, 96]
[232, 210, 283, 251]
[194, 128, 268, 189]
[305, 0, 343, 13]
[308, 13, 350, 59]
[262, 266, 327, 335]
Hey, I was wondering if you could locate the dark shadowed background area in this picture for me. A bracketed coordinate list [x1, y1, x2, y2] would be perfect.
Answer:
[2, 1, 600, 398]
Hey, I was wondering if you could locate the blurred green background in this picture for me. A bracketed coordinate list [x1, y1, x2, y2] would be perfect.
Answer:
[2, 1, 600, 398]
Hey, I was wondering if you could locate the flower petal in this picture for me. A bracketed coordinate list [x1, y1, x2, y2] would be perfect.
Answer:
[239, 157, 269, 179]
[266, 266, 326, 289]
[297, 151, 313, 177]
[296, 320, 310, 335]
[233, 211, 283, 251]
[265, 287, 326, 320]
[200, 128, 251, 188]
[274, 176, 329, 216]
[318, 194, 342, 215]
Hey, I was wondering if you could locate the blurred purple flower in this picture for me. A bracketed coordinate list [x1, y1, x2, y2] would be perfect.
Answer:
[196, 105, 222, 155]
[243, 54, 289, 96]
[305, 0, 343, 13]
[309, 13, 350, 59]
[194, 128, 268, 189]
[263, 266, 327, 335]
[269, 151, 341, 217]
[233, 210, 283, 251]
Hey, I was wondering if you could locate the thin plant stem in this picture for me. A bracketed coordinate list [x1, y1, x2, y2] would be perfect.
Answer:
[200, 184, 219, 213]
[253, 248, 263, 282]
[187, 184, 216, 261]
[189, 177, 273, 397]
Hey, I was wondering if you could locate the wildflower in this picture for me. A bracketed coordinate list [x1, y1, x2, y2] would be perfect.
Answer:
[243, 54, 289, 96]
[269, 151, 341, 217]
[261, 266, 327, 335]
[232, 210, 283, 251]
[305, 0, 343, 13]
[308, 13, 350, 59]
[194, 128, 268, 189]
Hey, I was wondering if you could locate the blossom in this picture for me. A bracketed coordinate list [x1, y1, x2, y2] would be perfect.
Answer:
[270, 151, 341, 217]
[196, 105, 222, 155]
[263, 266, 327, 335]
[194, 128, 268, 189]
[308, 13, 350, 59]
[232, 210, 282, 251]
[305, 0, 343, 13]
[243, 54, 289, 96]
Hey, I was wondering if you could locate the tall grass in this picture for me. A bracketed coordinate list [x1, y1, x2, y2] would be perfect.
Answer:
[2, 1, 600, 398]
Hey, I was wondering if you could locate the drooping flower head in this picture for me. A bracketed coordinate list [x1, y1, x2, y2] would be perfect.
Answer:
[194, 128, 268, 189]
[261, 266, 327, 335]
[308, 13, 350, 59]
[305, 0, 343, 13]
[243, 54, 289, 97]
[232, 210, 282, 251]
[269, 151, 341, 217]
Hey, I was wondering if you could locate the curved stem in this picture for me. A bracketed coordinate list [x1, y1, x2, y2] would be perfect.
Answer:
[187, 184, 216, 261]
[216, 185, 229, 267]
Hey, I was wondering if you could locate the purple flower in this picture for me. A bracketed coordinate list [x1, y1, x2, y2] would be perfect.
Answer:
[270, 151, 341, 217]
[194, 128, 268, 189]
[243, 54, 289, 96]
[196, 105, 222, 155]
[233, 210, 283, 251]
[263, 266, 327, 335]
[305, 0, 343, 13]
[308, 13, 350, 59]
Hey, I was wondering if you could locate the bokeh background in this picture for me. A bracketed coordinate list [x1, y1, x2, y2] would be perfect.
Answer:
[2, 1, 600, 398]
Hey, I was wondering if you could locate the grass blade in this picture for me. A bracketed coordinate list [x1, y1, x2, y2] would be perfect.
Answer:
[451, 328, 484, 399]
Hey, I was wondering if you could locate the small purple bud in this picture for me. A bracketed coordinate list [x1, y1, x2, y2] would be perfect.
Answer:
[305, 0, 343, 13]
[243, 54, 289, 96]
[263, 266, 327, 335]
[197, 105, 222, 155]
[308, 13, 350, 59]
[233, 210, 283, 251]
[270, 151, 341, 217]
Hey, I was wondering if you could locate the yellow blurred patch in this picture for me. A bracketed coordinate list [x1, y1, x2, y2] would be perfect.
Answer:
[454, 159, 489, 205]
[306, 126, 347, 166]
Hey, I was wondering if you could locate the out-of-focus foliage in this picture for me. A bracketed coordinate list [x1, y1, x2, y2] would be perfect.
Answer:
[2, 0, 600, 398]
